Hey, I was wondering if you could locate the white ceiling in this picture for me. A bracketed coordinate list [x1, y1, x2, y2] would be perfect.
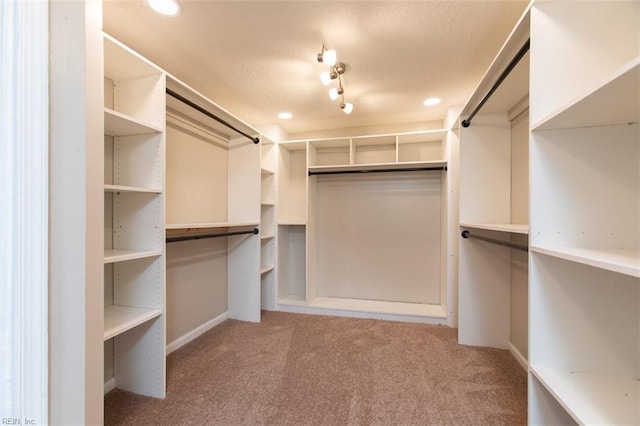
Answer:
[103, 0, 529, 137]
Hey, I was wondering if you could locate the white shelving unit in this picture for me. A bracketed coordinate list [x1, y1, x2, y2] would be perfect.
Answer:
[260, 137, 278, 310]
[103, 34, 166, 398]
[275, 131, 451, 323]
[528, 2, 639, 424]
[456, 6, 531, 361]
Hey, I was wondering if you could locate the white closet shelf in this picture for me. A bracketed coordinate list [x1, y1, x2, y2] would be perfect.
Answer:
[532, 58, 639, 131]
[308, 160, 447, 174]
[260, 265, 275, 274]
[261, 167, 275, 176]
[277, 295, 307, 307]
[278, 221, 306, 226]
[261, 201, 275, 206]
[531, 245, 640, 278]
[104, 184, 162, 194]
[104, 249, 162, 264]
[103, 305, 162, 341]
[460, 223, 529, 234]
[531, 366, 639, 426]
[165, 222, 259, 230]
[260, 234, 275, 240]
[104, 108, 163, 136]
[309, 297, 446, 319]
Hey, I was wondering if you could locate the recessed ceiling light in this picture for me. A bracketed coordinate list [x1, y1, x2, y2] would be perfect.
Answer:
[423, 97, 441, 106]
[278, 112, 292, 120]
[147, 0, 181, 16]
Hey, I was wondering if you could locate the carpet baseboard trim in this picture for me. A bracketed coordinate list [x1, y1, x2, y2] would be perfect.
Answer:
[166, 311, 230, 355]
[509, 342, 528, 371]
[277, 304, 447, 325]
[104, 377, 116, 395]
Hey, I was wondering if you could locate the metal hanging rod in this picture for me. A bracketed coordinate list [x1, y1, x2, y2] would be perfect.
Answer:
[461, 39, 530, 128]
[461, 230, 528, 252]
[166, 228, 259, 243]
[166, 88, 260, 144]
[308, 166, 447, 176]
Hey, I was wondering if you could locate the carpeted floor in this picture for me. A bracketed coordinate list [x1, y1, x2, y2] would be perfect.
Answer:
[105, 311, 527, 425]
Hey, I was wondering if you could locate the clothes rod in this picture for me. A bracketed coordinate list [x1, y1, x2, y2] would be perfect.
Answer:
[461, 39, 530, 128]
[166, 88, 260, 144]
[461, 230, 528, 252]
[166, 228, 259, 243]
[308, 166, 447, 176]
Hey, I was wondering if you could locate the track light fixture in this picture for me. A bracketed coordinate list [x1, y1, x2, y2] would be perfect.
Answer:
[316, 43, 354, 115]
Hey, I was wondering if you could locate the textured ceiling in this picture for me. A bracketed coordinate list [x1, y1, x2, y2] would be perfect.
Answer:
[103, 0, 529, 137]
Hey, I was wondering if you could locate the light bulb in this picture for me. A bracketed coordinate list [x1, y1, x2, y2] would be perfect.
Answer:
[329, 87, 343, 101]
[340, 102, 354, 114]
[320, 72, 332, 86]
[147, 0, 181, 16]
[322, 49, 337, 66]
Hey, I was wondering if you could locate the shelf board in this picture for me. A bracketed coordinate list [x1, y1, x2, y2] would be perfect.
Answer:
[309, 297, 447, 319]
[165, 222, 259, 231]
[531, 245, 640, 278]
[104, 108, 162, 136]
[104, 184, 162, 194]
[260, 265, 275, 274]
[531, 366, 639, 426]
[261, 234, 275, 240]
[278, 221, 306, 226]
[261, 167, 275, 176]
[308, 160, 447, 174]
[532, 57, 640, 131]
[104, 249, 162, 264]
[261, 201, 275, 206]
[460, 223, 529, 234]
[104, 305, 162, 341]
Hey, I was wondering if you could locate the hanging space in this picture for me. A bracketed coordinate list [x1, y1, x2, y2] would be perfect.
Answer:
[456, 5, 531, 369]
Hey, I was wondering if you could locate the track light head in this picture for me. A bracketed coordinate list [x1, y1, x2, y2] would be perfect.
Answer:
[340, 102, 353, 114]
[329, 87, 344, 101]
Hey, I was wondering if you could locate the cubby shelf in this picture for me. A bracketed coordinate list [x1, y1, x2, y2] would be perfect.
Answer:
[104, 108, 162, 137]
[459, 223, 529, 234]
[532, 58, 639, 131]
[260, 265, 275, 275]
[531, 246, 640, 278]
[531, 366, 639, 426]
[104, 249, 162, 264]
[103, 305, 163, 341]
[261, 234, 275, 240]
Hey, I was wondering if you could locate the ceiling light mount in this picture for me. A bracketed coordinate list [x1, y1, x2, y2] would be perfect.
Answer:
[317, 44, 354, 115]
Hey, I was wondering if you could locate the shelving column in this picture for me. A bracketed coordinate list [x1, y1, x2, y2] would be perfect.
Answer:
[260, 136, 277, 310]
[103, 35, 166, 398]
[528, 2, 639, 424]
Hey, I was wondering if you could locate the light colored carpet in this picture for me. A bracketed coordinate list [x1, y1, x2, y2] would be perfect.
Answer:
[105, 311, 527, 425]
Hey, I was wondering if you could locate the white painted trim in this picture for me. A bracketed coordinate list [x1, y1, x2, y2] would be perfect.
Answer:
[510, 342, 528, 371]
[0, 0, 49, 423]
[276, 304, 447, 325]
[166, 312, 230, 355]
[104, 378, 116, 395]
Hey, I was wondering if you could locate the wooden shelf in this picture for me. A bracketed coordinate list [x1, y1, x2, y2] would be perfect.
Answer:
[261, 167, 275, 176]
[260, 265, 275, 275]
[104, 249, 162, 264]
[532, 58, 640, 131]
[308, 160, 447, 174]
[531, 245, 640, 278]
[104, 184, 162, 194]
[104, 108, 162, 136]
[261, 234, 275, 240]
[460, 223, 529, 234]
[278, 221, 306, 226]
[103, 305, 162, 341]
[531, 366, 639, 426]
[165, 222, 258, 230]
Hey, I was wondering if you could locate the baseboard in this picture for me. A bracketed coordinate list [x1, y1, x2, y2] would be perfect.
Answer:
[166, 311, 229, 355]
[509, 342, 528, 371]
[104, 377, 116, 395]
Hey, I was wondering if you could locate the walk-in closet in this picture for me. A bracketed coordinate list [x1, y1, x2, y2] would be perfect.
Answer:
[10, 0, 637, 424]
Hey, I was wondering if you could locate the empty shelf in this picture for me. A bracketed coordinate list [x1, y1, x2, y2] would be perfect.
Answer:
[104, 305, 162, 341]
[104, 249, 162, 264]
